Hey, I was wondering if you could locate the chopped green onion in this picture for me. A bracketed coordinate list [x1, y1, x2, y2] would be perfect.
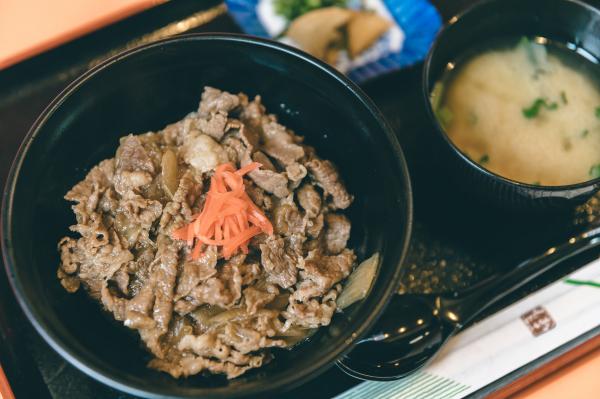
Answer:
[518, 36, 548, 75]
[565, 278, 600, 288]
[590, 164, 600, 179]
[431, 82, 453, 128]
[468, 111, 478, 125]
[430, 82, 444, 111]
[595, 107, 600, 119]
[479, 154, 490, 164]
[519, 36, 536, 66]
[273, 0, 347, 20]
[581, 129, 589, 138]
[436, 106, 453, 128]
[560, 91, 568, 104]
[522, 98, 558, 119]
[518, 36, 530, 47]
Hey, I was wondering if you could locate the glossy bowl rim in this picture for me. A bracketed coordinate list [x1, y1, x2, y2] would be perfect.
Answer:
[422, 0, 600, 192]
[1, 33, 413, 398]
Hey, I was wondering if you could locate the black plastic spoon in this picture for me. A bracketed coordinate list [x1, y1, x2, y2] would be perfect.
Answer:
[337, 223, 600, 381]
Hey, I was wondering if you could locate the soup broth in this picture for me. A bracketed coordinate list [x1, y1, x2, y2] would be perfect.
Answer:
[432, 37, 600, 186]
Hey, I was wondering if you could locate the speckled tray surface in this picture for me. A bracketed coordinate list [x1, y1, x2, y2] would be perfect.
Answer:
[1, 0, 600, 398]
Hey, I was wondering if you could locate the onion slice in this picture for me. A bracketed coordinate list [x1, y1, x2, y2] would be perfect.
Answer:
[336, 253, 379, 310]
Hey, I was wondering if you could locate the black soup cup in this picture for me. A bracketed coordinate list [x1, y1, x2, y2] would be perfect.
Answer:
[423, 0, 600, 210]
[1, 34, 413, 398]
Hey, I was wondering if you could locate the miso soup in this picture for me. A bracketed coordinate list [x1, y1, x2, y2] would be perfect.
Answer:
[432, 37, 600, 186]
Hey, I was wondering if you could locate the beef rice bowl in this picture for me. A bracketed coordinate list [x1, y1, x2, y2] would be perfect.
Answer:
[56, 86, 370, 379]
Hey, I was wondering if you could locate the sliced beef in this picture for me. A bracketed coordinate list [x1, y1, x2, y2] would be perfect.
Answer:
[260, 121, 305, 166]
[260, 237, 299, 289]
[245, 182, 273, 211]
[116, 135, 155, 174]
[323, 214, 351, 254]
[159, 170, 200, 233]
[98, 186, 119, 214]
[175, 246, 218, 300]
[124, 279, 156, 329]
[100, 283, 129, 321]
[306, 214, 324, 239]
[58, 237, 81, 275]
[75, 229, 134, 298]
[162, 113, 199, 146]
[219, 314, 286, 354]
[147, 237, 179, 343]
[244, 284, 278, 314]
[137, 236, 181, 357]
[114, 171, 153, 195]
[178, 332, 233, 361]
[286, 233, 307, 256]
[119, 194, 163, 229]
[225, 118, 243, 132]
[113, 265, 130, 295]
[57, 239, 81, 293]
[223, 138, 290, 198]
[252, 151, 276, 171]
[239, 124, 261, 149]
[299, 249, 355, 293]
[197, 111, 228, 141]
[154, 309, 285, 379]
[239, 262, 262, 286]
[285, 163, 307, 184]
[177, 276, 236, 312]
[175, 255, 245, 312]
[283, 285, 340, 328]
[240, 95, 266, 126]
[248, 168, 289, 198]
[296, 183, 321, 217]
[272, 197, 306, 237]
[150, 352, 261, 379]
[113, 193, 162, 247]
[306, 159, 353, 209]
[65, 159, 114, 219]
[221, 136, 248, 165]
[198, 87, 240, 117]
[112, 137, 157, 196]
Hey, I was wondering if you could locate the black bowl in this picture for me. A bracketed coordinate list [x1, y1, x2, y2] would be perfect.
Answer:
[1, 34, 412, 398]
[423, 0, 600, 210]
